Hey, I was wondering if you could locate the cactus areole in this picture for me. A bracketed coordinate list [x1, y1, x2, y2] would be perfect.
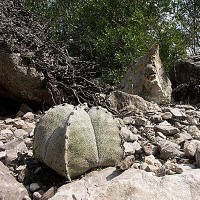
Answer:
[33, 104, 124, 180]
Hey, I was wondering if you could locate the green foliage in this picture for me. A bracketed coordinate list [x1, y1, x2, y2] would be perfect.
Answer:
[24, 0, 189, 83]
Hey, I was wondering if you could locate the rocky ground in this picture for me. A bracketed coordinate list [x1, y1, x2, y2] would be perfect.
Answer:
[1, 98, 200, 199]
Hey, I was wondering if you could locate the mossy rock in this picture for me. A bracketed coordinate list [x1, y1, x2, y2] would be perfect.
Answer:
[33, 104, 124, 180]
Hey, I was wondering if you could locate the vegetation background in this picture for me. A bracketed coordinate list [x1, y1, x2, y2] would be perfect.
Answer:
[24, 0, 199, 83]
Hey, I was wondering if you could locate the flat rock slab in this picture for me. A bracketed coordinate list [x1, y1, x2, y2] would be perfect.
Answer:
[0, 161, 29, 200]
[51, 167, 200, 200]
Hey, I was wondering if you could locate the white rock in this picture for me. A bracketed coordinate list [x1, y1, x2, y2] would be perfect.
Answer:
[144, 155, 162, 168]
[22, 112, 35, 121]
[14, 129, 29, 139]
[0, 161, 28, 200]
[184, 140, 200, 157]
[13, 120, 25, 129]
[169, 108, 186, 118]
[155, 123, 179, 136]
[162, 112, 172, 120]
[123, 141, 142, 155]
[50, 167, 200, 200]
[0, 129, 13, 142]
[187, 126, 200, 138]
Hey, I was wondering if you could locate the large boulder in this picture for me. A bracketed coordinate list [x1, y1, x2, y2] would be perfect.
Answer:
[0, 161, 29, 200]
[106, 90, 161, 113]
[51, 167, 200, 200]
[0, 52, 52, 104]
[121, 45, 172, 104]
[33, 104, 124, 180]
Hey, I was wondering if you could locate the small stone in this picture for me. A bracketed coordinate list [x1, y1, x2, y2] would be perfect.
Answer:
[174, 132, 192, 141]
[120, 127, 138, 142]
[23, 196, 31, 200]
[158, 140, 183, 160]
[33, 191, 42, 200]
[143, 143, 158, 156]
[116, 155, 135, 171]
[129, 126, 138, 134]
[155, 122, 179, 136]
[135, 117, 148, 126]
[169, 108, 186, 119]
[13, 120, 25, 129]
[145, 164, 159, 172]
[164, 162, 183, 174]
[156, 132, 166, 139]
[123, 117, 134, 125]
[22, 122, 35, 134]
[162, 112, 172, 120]
[27, 150, 33, 157]
[16, 165, 26, 171]
[5, 149, 18, 164]
[22, 112, 35, 121]
[150, 114, 162, 123]
[184, 140, 200, 157]
[0, 129, 13, 142]
[144, 155, 162, 168]
[30, 183, 40, 192]
[4, 118, 16, 125]
[187, 126, 200, 138]
[123, 141, 142, 155]
[140, 162, 148, 170]
[24, 138, 32, 147]
[14, 129, 29, 139]
[18, 169, 26, 183]
[29, 130, 34, 137]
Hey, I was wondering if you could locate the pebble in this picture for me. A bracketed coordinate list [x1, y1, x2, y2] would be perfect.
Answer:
[29, 183, 41, 192]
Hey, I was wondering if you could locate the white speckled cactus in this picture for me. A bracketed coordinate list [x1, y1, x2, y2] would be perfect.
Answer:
[33, 104, 124, 180]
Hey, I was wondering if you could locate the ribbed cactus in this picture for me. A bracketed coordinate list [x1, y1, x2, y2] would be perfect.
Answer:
[33, 104, 124, 180]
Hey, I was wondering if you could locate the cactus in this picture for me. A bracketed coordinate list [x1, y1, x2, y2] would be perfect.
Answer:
[33, 104, 124, 180]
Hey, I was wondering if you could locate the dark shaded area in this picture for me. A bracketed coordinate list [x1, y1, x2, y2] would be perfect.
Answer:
[0, 97, 21, 118]
[0, 0, 103, 108]
[170, 55, 200, 105]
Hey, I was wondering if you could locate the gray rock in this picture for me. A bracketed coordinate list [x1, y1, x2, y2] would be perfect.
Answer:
[135, 117, 148, 126]
[162, 112, 172, 120]
[14, 129, 28, 139]
[29, 183, 41, 192]
[122, 117, 134, 125]
[0, 161, 28, 200]
[121, 45, 172, 104]
[106, 90, 161, 114]
[143, 143, 158, 156]
[184, 140, 200, 157]
[187, 126, 200, 138]
[150, 114, 162, 123]
[13, 120, 25, 129]
[158, 140, 183, 160]
[169, 108, 186, 119]
[0, 129, 13, 142]
[22, 112, 35, 121]
[120, 126, 137, 142]
[50, 167, 200, 200]
[155, 121, 179, 136]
